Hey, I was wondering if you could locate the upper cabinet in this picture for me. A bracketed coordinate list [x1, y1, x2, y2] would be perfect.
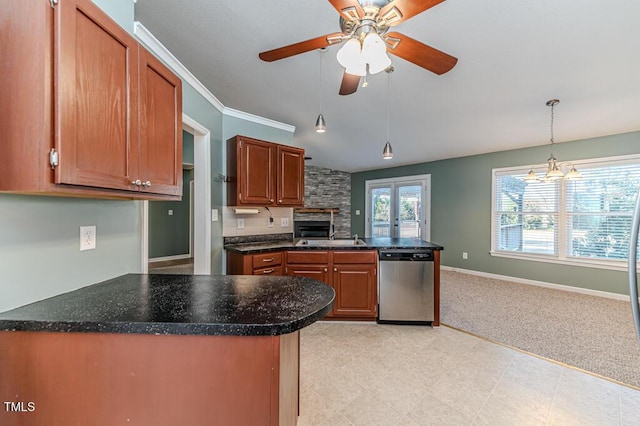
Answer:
[227, 136, 304, 207]
[0, 0, 182, 200]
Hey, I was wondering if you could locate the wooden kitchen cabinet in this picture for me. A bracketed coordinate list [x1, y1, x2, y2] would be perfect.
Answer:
[276, 145, 305, 206]
[333, 265, 377, 318]
[285, 251, 333, 317]
[226, 251, 285, 276]
[286, 250, 377, 320]
[332, 251, 377, 319]
[227, 136, 304, 207]
[0, 0, 182, 199]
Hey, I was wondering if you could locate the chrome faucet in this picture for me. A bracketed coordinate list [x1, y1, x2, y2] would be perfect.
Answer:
[352, 234, 359, 241]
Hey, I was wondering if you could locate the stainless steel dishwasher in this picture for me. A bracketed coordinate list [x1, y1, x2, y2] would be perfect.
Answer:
[377, 249, 435, 325]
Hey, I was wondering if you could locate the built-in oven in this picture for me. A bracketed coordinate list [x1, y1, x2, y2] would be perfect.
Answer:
[294, 221, 330, 238]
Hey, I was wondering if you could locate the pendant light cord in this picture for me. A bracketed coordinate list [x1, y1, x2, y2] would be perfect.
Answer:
[319, 50, 323, 113]
[549, 100, 556, 155]
[386, 71, 390, 141]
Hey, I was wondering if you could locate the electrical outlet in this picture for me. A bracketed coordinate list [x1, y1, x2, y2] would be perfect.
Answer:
[211, 209, 218, 222]
[355, 210, 361, 216]
[268, 217, 274, 228]
[80, 226, 96, 251]
[168, 210, 173, 216]
[462, 252, 468, 260]
[237, 218, 245, 229]
[280, 217, 290, 227]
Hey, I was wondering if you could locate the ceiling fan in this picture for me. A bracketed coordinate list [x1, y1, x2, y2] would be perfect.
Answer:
[258, 0, 458, 95]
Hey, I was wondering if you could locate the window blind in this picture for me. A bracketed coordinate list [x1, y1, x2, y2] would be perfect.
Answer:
[492, 154, 640, 267]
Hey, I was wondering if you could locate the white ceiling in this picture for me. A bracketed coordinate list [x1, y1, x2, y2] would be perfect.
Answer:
[134, 0, 640, 172]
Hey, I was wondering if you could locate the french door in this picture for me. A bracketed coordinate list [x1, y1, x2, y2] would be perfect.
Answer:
[365, 175, 430, 240]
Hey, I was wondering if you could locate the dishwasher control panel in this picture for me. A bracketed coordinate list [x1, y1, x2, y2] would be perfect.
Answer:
[379, 250, 434, 261]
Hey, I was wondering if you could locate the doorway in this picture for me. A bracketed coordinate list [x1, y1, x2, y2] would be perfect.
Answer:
[141, 114, 211, 275]
[365, 174, 431, 240]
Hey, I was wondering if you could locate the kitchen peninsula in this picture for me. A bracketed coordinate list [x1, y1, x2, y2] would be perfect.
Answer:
[0, 274, 334, 426]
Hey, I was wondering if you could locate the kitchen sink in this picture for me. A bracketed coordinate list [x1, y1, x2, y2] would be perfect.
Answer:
[295, 239, 367, 247]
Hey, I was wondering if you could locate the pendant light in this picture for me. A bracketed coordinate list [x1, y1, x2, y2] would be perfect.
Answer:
[315, 49, 326, 133]
[382, 69, 394, 160]
[524, 99, 581, 182]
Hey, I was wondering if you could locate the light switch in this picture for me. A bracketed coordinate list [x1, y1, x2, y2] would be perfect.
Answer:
[211, 209, 218, 222]
[237, 218, 245, 229]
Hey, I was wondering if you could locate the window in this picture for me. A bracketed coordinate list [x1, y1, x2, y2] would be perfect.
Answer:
[491, 154, 640, 270]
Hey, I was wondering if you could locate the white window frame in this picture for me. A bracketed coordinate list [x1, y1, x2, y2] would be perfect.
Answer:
[364, 174, 431, 240]
[490, 153, 640, 272]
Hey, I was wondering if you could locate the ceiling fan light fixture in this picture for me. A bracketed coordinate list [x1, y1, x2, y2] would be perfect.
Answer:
[336, 38, 363, 70]
[362, 32, 392, 75]
[367, 53, 392, 75]
[382, 141, 393, 159]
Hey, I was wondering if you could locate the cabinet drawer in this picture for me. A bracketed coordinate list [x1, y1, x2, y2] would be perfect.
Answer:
[333, 251, 377, 264]
[252, 252, 283, 268]
[286, 251, 329, 264]
[253, 266, 283, 276]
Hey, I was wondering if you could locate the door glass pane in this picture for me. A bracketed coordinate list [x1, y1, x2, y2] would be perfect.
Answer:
[371, 187, 391, 237]
[397, 185, 422, 238]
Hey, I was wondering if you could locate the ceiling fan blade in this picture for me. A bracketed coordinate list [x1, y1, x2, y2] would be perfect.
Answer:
[378, 0, 446, 26]
[327, 0, 365, 21]
[339, 71, 360, 95]
[385, 31, 457, 75]
[259, 32, 344, 62]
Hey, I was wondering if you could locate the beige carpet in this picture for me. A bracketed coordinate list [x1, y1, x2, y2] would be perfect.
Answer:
[440, 269, 640, 389]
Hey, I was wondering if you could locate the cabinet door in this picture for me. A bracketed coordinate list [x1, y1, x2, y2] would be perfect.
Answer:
[240, 138, 276, 205]
[138, 48, 182, 196]
[287, 265, 333, 316]
[277, 145, 305, 206]
[55, 0, 139, 191]
[333, 266, 377, 318]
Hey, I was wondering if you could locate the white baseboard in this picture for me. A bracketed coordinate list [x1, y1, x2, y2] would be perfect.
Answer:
[149, 254, 192, 263]
[441, 266, 630, 302]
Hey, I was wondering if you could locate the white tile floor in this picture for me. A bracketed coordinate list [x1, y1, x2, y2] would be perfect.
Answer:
[298, 322, 640, 426]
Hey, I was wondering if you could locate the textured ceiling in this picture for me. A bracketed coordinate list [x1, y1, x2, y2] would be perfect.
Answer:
[134, 0, 640, 172]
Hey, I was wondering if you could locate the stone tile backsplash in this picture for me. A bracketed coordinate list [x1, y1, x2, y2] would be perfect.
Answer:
[294, 165, 351, 238]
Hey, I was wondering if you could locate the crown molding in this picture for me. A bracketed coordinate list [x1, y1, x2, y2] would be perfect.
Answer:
[133, 22, 295, 133]
[134, 22, 224, 112]
[223, 107, 295, 133]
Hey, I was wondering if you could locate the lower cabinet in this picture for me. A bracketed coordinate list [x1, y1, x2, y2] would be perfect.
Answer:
[286, 250, 377, 321]
[226, 251, 284, 275]
[333, 265, 377, 318]
[227, 249, 378, 320]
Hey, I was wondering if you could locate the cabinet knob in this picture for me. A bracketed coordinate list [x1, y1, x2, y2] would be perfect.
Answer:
[278, 199, 282, 203]
[270, 199, 274, 203]
[131, 179, 142, 187]
[334, 267, 337, 272]
[324, 268, 327, 272]
[143, 181, 152, 187]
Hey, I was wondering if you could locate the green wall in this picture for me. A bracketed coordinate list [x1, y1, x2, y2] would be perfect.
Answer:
[352, 131, 640, 295]
[148, 170, 192, 258]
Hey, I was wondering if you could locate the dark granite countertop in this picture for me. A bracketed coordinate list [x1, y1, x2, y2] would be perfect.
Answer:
[0, 274, 334, 337]
[224, 237, 444, 254]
